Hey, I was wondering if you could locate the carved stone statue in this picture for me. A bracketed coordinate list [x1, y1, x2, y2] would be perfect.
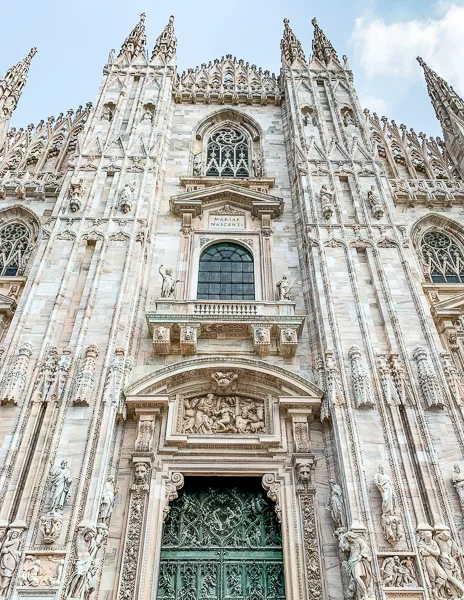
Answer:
[367, 185, 384, 219]
[159, 265, 177, 298]
[66, 521, 100, 600]
[192, 153, 203, 176]
[211, 371, 238, 394]
[39, 514, 63, 544]
[343, 109, 355, 127]
[418, 529, 464, 599]
[0, 529, 21, 596]
[452, 463, 464, 511]
[49, 460, 72, 514]
[374, 465, 397, 516]
[98, 477, 117, 525]
[276, 275, 293, 301]
[326, 479, 346, 529]
[15, 182, 26, 200]
[339, 530, 373, 600]
[320, 184, 335, 220]
[69, 179, 84, 212]
[381, 514, 403, 545]
[119, 183, 134, 214]
[252, 153, 264, 178]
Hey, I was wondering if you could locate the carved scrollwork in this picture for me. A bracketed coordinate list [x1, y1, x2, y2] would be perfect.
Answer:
[262, 473, 282, 523]
[163, 472, 184, 522]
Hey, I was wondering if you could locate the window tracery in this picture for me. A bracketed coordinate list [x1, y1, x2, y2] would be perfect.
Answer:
[0, 222, 32, 276]
[205, 128, 250, 178]
[421, 230, 464, 283]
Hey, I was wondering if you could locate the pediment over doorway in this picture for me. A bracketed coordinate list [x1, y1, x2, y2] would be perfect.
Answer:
[170, 183, 284, 219]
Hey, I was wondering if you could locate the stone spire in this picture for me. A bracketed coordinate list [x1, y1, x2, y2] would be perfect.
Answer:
[280, 18, 306, 66]
[151, 15, 177, 64]
[417, 56, 464, 130]
[417, 57, 464, 177]
[0, 47, 37, 151]
[311, 18, 340, 66]
[117, 13, 147, 62]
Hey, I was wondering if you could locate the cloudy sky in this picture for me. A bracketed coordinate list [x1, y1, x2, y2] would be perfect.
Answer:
[1, 0, 462, 138]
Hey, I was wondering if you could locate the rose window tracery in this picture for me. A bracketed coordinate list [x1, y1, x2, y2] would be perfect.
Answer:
[0, 222, 32, 276]
[205, 128, 250, 178]
[421, 231, 464, 283]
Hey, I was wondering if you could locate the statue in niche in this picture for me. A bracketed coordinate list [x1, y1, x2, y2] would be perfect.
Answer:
[49, 460, 72, 515]
[0, 530, 21, 596]
[252, 153, 264, 178]
[276, 275, 293, 301]
[373, 465, 397, 516]
[452, 463, 464, 511]
[326, 479, 346, 529]
[342, 109, 355, 127]
[98, 477, 117, 525]
[141, 106, 154, 122]
[119, 183, 134, 214]
[159, 265, 177, 298]
[339, 530, 373, 600]
[181, 394, 265, 435]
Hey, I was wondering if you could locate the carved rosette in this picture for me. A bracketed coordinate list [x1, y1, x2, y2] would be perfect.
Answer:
[163, 472, 184, 521]
[118, 462, 151, 600]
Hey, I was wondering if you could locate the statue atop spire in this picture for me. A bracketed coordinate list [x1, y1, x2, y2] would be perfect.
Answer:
[417, 56, 464, 131]
[117, 13, 147, 62]
[0, 47, 37, 152]
[151, 16, 177, 64]
[311, 18, 340, 66]
[280, 19, 306, 66]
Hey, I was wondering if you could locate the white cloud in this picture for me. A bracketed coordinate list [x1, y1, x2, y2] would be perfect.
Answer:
[351, 3, 464, 95]
[359, 94, 390, 115]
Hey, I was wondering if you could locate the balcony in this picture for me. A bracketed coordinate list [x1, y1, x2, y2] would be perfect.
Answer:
[146, 300, 305, 357]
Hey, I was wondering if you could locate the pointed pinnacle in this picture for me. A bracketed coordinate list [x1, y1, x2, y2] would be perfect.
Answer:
[280, 18, 306, 66]
[118, 13, 147, 62]
[311, 17, 340, 66]
[151, 15, 177, 63]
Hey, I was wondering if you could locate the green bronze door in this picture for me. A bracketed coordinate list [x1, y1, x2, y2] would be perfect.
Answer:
[157, 478, 286, 600]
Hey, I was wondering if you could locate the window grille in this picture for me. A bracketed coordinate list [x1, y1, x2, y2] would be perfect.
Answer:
[421, 230, 464, 283]
[205, 128, 250, 178]
[0, 222, 31, 276]
[197, 242, 254, 300]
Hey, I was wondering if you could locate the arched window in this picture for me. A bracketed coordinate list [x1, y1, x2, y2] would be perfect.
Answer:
[197, 242, 254, 300]
[421, 230, 464, 283]
[205, 128, 250, 178]
[0, 222, 32, 276]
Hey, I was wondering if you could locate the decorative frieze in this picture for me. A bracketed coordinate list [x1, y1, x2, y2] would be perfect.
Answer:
[379, 555, 418, 588]
[19, 554, 65, 587]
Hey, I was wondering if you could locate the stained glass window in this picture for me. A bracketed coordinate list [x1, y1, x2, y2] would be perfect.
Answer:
[197, 243, 255, 300]
[421, 230, 464, 283]
[0, 222, 31, 276]
[205, 128, 250, 178]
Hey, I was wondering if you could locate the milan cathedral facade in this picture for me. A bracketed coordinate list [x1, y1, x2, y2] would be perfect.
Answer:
[1, 12, 464, 600]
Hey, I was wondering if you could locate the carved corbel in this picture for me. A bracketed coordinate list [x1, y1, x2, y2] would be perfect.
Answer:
[39, 514, 63, 545]
[163, 472, 184, 521]
[134, 411, 156, 454]
[279, 397, 319, 453]
[278, 325, 299, 358]
[180, 325, 199, 355]
[252, 325, 272, 356]
[151, 324, 173, 355]
[262, 473, 282, 523]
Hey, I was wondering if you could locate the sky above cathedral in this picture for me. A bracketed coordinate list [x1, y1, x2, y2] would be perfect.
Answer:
[1, 0, 462, 139]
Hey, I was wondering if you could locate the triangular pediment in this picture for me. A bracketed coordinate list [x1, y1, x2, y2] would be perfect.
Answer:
[170, 183, 283, 219]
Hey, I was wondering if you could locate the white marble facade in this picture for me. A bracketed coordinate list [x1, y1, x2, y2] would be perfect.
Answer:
[1, 12, 464, 600]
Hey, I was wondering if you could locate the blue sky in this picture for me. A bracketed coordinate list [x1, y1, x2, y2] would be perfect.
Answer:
[1, 0, 462, 138]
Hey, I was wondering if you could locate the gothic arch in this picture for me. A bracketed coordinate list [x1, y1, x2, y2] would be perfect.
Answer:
[0, 205, 40, 276]
[411, 214, 464, 283]
[195, 108, 262, 142]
